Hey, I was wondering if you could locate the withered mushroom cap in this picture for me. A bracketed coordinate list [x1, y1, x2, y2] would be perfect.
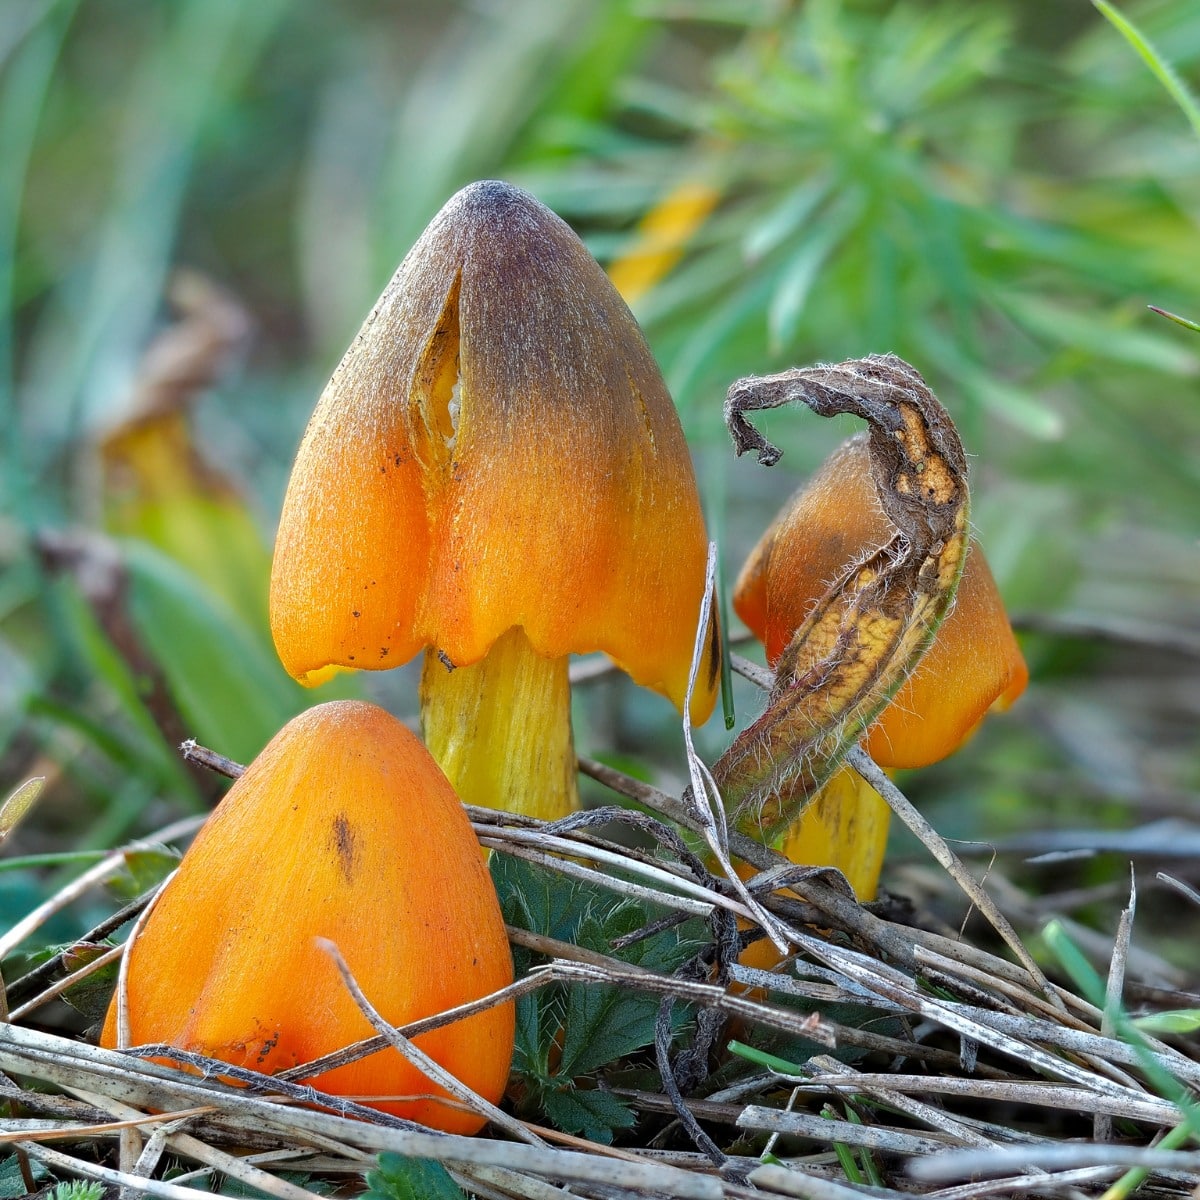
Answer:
[271, 181, 717, 721]
[734, 434, 1027, 769]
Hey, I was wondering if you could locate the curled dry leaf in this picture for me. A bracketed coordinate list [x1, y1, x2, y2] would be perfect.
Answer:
[715, 353, 969, 841]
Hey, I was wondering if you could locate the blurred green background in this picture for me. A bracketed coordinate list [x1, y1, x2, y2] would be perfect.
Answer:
[1, 0, 1198, 959]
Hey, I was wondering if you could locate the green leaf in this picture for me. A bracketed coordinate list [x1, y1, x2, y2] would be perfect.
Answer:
[743, 176, 832, 264]
[50, 577, 192, 792]
[539, 1084, 636, 1144]
[491, 851, 593, 947]
[0, 1153, 49, 1197]
[556, 916, 662, 1078]
[492, 852, 704, 1110]
[57, 943, 122, 1023]
[767, 193, 861, 355]
[362, 1154, 466, 1200]
[1091, 0, 1200, 138]
[0, 776, 44, 843]
[1149, 305, 1200, 333]
[918, 329, 1066, 441]
[727, 1039, 804, 1075]
[995, 289, 1200, 376]
[1132, 1010, 1200, 1035]
[122, 541, 309, 764]
[47, 1184, 105, 1200]
[110, 845, 182, 898]
[1042, 920, 1200, 1142]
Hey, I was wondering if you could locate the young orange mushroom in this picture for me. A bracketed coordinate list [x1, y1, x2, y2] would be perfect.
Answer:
[101, 700, 514, 1133]
[270, 181, 717, 822]
[734, 433, 1028, 900]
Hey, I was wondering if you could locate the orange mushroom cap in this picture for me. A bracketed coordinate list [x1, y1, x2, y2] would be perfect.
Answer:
[271, 181, 717, 722]
[734, 434, 1027, 769]
[101, 700, 514, 1133]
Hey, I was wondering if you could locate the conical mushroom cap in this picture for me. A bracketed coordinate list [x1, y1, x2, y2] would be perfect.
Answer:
[734, 434, 1027, 768]
[271, 181, 717, 722]
[102, 701, 514, 1133]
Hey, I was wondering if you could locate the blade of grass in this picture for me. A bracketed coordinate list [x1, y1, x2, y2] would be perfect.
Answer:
[1091, 0, 1200, 139]
[1042, 920, 1200, 1144]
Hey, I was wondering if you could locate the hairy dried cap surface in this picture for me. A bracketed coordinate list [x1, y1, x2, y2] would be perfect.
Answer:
[271, 181, 717, 722]
[102, 700, 514, 1133]
[734, 433, 1028, 768]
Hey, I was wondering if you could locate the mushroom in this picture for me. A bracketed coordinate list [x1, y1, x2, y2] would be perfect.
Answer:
[270, 181, 718, 822]
[733, 433, 1028, 899]
[101, 700, 514, 1133]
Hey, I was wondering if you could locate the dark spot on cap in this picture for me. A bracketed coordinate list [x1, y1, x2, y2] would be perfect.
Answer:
[331, 813, 358, 883]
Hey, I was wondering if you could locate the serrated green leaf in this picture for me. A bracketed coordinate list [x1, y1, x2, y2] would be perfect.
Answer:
[557, 912, 662, 1078]
[493, 853, 704, 1089]
[491, 852, 592, 946]
[362, 1154, 466, 1200]
[47, 1183, 105, 1200]
[0, 1153, 49, 1197]
[539, 1084, 636, 1144]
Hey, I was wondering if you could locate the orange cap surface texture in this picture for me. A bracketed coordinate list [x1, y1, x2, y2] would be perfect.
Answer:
[734, 435, 1027, 769]
[271, 181, 716, 721]
[101, 701, 514, 1133]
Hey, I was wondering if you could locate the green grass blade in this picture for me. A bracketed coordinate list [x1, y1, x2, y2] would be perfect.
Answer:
[1091, 0, 1200, 138]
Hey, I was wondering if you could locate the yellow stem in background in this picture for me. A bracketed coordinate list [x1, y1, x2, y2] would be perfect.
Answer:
[607, 179, 721, 305]
[775, 764, 890, 903]
[739, 763, 889, 973]
[420, 627, 579, 822]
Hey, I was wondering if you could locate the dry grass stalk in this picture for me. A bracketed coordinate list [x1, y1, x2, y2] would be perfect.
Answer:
[2, 723, 1198, 1199]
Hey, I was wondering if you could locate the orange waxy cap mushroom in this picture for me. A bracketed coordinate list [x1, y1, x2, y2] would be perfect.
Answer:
[733, 433, 1027, 899]
[101, 701, 514, 1133]
[270, 181, 717, 821]
[735, 433, 1027, 768]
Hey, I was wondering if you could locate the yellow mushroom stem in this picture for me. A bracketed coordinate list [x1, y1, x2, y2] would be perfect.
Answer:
[779, 765, 890, 901]
[420, 627, 579, 822]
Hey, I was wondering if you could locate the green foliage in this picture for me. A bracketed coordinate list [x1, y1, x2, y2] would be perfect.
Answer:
[1133, 1009, 1200, 1035]
[0, 0, 1196, 1142]
[54, 940, 122, 1022]
[0, 776, 44, 842]
[46, 1182, 105, 1200]
[121, 542, 312, 766]
[1042, 919, 1200, 1140]
[1092, 0, 1200, 135]
[492, 853, 704, 1142]
[362, 1154, 467, 1200]
[109, 844, 181, 898]
[0, 1154, 48, 1197]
